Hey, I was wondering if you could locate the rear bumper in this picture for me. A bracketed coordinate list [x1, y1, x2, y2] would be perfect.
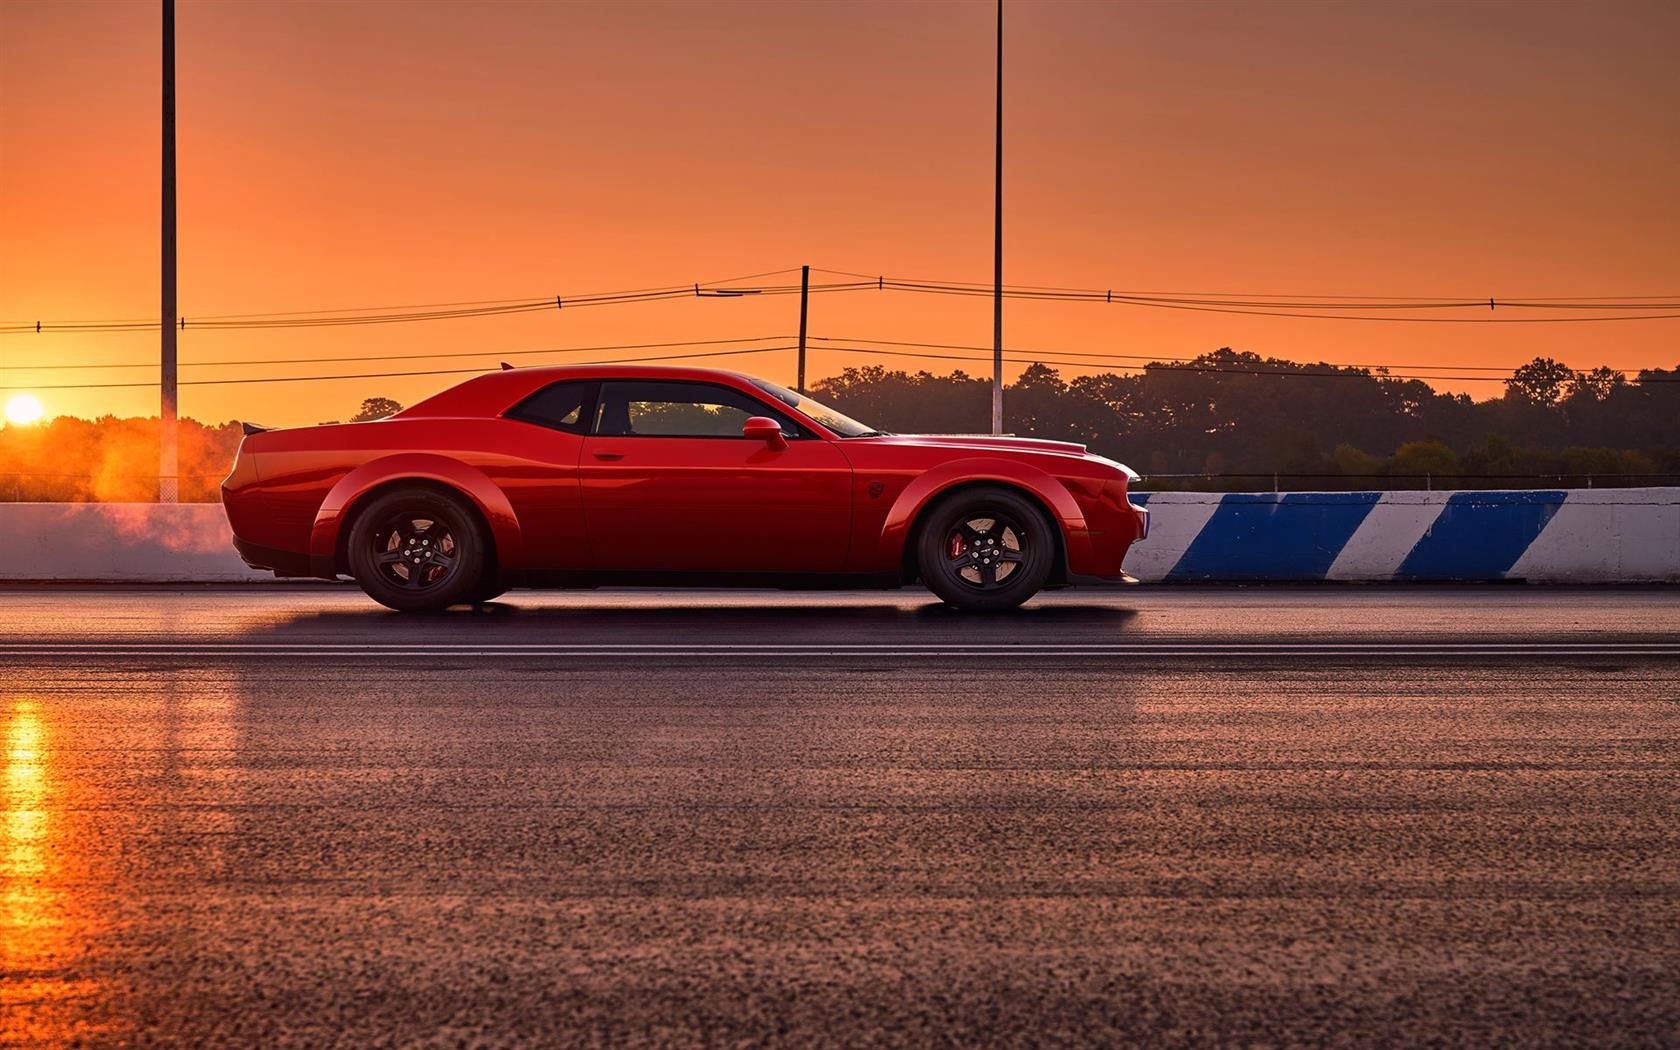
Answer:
[233, 537, 336, 580]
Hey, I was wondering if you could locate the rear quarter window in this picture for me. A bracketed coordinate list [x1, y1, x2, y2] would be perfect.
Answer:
[506, 381, 597, 434]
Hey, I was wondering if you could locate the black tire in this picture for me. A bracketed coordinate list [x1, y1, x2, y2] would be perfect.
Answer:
[916, 485, 1055, 611]
[346, 486, 488, 611]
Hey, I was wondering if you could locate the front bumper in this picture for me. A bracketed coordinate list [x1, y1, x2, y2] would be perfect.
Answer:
[1060, 478, 1149, 580]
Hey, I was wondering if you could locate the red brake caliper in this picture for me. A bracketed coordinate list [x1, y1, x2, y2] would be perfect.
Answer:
[948, 532, 965, 560]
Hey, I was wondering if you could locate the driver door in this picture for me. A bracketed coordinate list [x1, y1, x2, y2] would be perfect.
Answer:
[578, 379, 853, 573]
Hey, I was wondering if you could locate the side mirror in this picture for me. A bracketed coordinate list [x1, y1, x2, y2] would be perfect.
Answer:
[743, 416, 787, 450]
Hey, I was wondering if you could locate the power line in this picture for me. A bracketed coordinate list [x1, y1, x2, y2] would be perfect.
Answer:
[806, 268, 1680, 303]
[804, 345, 1680, 383]
[0, 279, 872, 335]
[0, 346, 796, 392]
[7, 342, 1679, 395]
[868, 280, 1680, 321]
[0, 335, 797, 371]
[10, 270, 1680, 335]
[0, 268, 808, 328]
[808, 336, 1651, 375]
[2, 327, 1659, 383]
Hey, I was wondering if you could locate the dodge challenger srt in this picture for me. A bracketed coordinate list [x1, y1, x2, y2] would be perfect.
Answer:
[222, 365, 1149, 611]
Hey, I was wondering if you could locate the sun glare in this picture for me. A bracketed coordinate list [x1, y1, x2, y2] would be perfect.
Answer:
[4, 394, 44, 426]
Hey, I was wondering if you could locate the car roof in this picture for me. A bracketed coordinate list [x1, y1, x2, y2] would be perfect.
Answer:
[397, 363, 782, 420]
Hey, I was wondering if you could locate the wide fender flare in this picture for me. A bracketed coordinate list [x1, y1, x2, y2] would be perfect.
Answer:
[875, 458, 1091, 571]
[311, 454, 524, 571]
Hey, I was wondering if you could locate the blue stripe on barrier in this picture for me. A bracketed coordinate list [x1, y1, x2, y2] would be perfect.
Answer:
[1166, 492, 1381, 581]
[1394, 490, 1566, 581]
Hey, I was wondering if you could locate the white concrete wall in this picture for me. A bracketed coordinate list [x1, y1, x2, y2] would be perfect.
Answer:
[1, 493, 1676, 584]
[1121, 488, 1680, 583]
[2, 503, 271, 582]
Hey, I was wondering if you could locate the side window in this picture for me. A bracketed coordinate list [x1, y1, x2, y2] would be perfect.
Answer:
[506, 381, 597, 434]
[593, 381, 802, 439]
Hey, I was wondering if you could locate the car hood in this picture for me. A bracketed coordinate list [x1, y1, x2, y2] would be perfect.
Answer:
[849, 433, 1139, 480]
[855, 434, 1090, 456]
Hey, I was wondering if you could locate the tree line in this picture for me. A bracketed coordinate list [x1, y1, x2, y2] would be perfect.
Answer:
[812, 350, 1680, 489]
[2, 356, 1676, 502]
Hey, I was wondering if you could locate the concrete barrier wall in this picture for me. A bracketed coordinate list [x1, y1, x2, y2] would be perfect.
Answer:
[0, 492, 1675, 584]
[4, 503, 270, 582]
[1124, 489, 1680, 582]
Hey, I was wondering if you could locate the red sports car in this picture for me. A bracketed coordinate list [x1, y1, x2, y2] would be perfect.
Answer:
[222, 365, 1149, 611]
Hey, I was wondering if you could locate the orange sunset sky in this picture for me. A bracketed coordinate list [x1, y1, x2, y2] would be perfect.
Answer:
[2, 0, 1678, 428]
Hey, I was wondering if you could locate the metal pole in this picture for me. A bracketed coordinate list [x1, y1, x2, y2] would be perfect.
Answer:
[797, 264, 809, 395]
[990, 0, 1004, 435]
[160, 0, 179, 503]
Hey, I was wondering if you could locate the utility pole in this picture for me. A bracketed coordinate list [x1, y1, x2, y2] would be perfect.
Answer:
[796, 264, 810, 394]
[990, 0, 1004, 435]
[160, 0, 179, 503]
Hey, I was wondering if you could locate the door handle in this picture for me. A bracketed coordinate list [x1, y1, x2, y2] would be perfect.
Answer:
[592, 451, 625, 461]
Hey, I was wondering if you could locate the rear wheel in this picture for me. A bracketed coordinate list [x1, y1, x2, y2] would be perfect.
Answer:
[346, 487, 488, 611]
[916, 486, 1054, 611]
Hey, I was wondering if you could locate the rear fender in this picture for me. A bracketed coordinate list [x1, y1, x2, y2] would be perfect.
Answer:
[310, 454, 523, 571]
[874, 458, 1090, 574]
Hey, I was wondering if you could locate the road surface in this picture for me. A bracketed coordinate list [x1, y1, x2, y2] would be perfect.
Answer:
[1, 586, 1677, 1047]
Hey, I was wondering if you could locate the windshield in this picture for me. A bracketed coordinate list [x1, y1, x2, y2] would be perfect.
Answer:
[749, 378, 885, 437]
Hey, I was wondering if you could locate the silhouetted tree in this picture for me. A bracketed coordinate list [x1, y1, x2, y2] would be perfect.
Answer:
[16, 348, 1673, 504]
[811, 367, 988, 434]
[805, 351, 1679, 489]
[351, 397, 403, 422]
[1333, 443, 1385, 478]
[1390, 440, 1458, 478]
[1567, 366, 1625, 402]
[1505, 358, 1575, 406]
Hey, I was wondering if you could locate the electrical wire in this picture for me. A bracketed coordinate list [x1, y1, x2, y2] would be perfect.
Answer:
[0, 346, 796, 392]
[807, 336, 1646, 375]
[0, 279, 873, 335]
[5, 338, 1675, 391]
[0, 335, 798, 371]
[865, 280, 1680, 321]
[810, 268, 1680, 305]
[0, 268, 801, 326]
[803, 345, 1680, 383]
[10, 269, 1680, 334]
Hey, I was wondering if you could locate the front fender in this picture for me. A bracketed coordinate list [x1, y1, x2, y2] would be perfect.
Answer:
[874, 458, 1091, 574]
[310, 454, 524, 573]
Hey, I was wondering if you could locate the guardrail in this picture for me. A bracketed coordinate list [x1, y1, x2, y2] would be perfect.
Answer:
[0, 491, 1674, 584]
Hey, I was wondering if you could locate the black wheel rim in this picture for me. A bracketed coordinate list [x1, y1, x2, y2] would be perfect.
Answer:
[370, 511, 459, 591]
[944, 511, 1028, 590]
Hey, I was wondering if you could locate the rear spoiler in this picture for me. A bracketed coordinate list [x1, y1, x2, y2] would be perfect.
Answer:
[240, 421, 271, 436]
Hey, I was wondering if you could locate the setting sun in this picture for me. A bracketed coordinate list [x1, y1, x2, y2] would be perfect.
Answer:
[4, 394, 44, 426]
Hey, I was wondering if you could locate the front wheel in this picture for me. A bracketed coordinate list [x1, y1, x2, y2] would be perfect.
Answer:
[916, 486, 1055, 611]
[346, 487, 488, 611]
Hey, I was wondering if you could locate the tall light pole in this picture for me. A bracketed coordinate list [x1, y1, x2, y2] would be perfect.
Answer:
[160, 0, 179, 502]
[990, 0, 1004, 435]
[797, 264, 810, 394]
